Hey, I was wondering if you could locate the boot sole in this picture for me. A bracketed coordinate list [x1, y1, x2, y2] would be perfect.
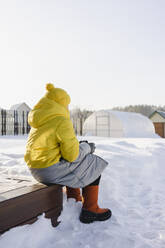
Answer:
[79, 209, 112, 224]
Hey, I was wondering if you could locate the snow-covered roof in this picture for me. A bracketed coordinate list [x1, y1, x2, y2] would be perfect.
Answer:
[10, 103, 23, 110]
[10, 102, 31, 111]
[150, 110, 165, 120]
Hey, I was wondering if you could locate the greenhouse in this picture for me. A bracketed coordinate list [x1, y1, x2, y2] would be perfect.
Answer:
[83, 110, 156, 138]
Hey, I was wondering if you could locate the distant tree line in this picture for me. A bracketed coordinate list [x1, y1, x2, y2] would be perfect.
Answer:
[111, 104, 165, 117]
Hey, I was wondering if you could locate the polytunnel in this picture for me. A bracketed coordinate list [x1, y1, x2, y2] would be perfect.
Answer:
[82, 110, 156, 138]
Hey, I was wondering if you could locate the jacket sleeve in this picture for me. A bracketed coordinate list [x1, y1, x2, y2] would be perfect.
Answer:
[79, 142, 91, 157]
[56, 119, 79, 162]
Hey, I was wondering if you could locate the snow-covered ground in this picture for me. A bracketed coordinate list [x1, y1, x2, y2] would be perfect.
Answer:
[0, 135, 165, 248]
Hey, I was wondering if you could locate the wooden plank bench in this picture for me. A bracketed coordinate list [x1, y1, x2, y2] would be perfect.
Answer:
[0, 177, 63, 234]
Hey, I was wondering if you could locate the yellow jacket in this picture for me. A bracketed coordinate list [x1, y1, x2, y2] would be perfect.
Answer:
[24, 96, 79, 169]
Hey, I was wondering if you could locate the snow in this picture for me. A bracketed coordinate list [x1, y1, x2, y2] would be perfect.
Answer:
[1, 135, 165, 248]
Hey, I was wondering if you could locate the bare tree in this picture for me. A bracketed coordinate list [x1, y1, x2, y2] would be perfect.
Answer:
[70, 107, 93, 135]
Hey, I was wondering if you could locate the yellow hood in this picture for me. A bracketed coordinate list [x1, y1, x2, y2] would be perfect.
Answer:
[28, 97, 70, 128]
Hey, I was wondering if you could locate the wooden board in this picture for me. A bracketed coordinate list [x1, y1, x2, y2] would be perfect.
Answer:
[0, 179, 63, 233]
[0, 175, 37, 194]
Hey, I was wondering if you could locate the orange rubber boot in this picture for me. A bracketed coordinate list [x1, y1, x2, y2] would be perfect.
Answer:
[66, 187, 82, 202]
[79, 185, 112, 223]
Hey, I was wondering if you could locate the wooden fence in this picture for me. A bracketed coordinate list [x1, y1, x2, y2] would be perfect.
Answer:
[0, 109, 89, 136]
[0, 110, 31, 135]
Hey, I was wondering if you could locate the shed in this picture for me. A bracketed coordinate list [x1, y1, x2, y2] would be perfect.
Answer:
[10, 102, 31, 112]
[149, 111, 165, 138]
[83, 110, 155, 138]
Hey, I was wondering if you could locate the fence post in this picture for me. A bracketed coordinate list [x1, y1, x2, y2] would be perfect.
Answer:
[1, 110, 7, 135]
[26, 111, 31, 134]
[1, 110, 3, 135]
[22, 111, 25, 135]
[14, 110, 18, 135]
[4, 110, 6, 135]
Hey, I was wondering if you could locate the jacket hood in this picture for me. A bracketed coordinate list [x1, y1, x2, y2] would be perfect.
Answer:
[28, 97, 70, 128]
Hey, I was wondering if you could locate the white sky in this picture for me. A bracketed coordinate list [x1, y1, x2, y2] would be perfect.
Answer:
[0, 0, 165, 111]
